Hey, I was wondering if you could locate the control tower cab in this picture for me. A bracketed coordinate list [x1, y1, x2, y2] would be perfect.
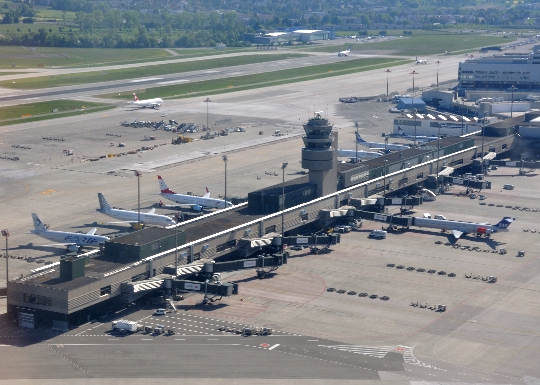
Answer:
[301, 112, 338, 198]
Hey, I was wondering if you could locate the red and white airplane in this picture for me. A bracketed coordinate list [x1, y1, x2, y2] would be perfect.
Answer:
[157, 175, 232, 211]
[132, 93, 163, 109]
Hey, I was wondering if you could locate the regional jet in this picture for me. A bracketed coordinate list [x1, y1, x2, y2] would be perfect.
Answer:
[132, 93, 163, 109]
[416, 57, 428, 64]
[337, 149, 382, 160]
[30, 213, 109, 252]
[398, 127, 438, 143]
[97, 193, 176, 227]
[412, 216, 515, 239]
[355, 133, 409, 151]
[338, 46, 351, 57]
[158, 176, 232, 211]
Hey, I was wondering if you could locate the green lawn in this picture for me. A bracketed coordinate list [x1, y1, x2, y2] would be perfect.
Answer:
[0, 100, 115, 126]
[0, 47, 174, 69]
[0, 23, 67, 34]
[0, 53, 307, 89]
[101, 57, 408, 100]
[289, 33, 514, 56]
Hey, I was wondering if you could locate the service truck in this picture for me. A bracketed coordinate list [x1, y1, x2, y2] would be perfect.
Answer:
[112, 319, 140, 333]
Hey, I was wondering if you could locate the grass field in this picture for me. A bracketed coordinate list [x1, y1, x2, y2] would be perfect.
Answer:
[101, 57, 408, 100]
[0, 53, 307, 89]
[0, 23, 67, 35]
[0, 47, 174, 69]
[290, 33, 513, 56]
[0, 100, 115, 126]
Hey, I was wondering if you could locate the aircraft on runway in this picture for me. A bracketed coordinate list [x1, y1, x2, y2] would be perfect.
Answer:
[413, 216, 515, 239]
[355, 133, 409, 151]
[158, 176, 232, 211]
[416, 57, 428, 64]
[337, 149, 382, 160]
[398, 127, 438, 143]
[132, 93, 163, 109]
[97, 193, 176, 227]
[338, 46, 351, 57]
[30, 213, 109, 252]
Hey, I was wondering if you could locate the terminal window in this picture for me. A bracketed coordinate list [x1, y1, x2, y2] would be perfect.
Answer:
[23, 293, 52, 306]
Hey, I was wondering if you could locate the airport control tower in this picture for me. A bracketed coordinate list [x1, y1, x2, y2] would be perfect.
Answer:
[301, 113, 337, 198]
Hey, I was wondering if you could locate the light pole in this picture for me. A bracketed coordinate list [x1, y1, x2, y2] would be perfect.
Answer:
[481, 118, 486, 174]
[461, 98, 465, 136]
[383, 159, 388, 198]
[281, 162, 288, 253]
[413, 108, 418, 146]
[222, 155, 228, 209]
[134, 171, 142, 229]
[2, 229, 9, 288]
[204, 97, 211, 134]
[436, 125, 441, 193]
[509, 85, 518, 118]
[355, 122, 359, 164]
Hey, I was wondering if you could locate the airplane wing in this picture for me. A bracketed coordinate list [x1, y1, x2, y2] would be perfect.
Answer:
[38, 243, 77, 247]
[451, 230, 463, 239]
[106, 221, 138, 224]
[86, 228, 98, 235]
[147, 208, 156, 215]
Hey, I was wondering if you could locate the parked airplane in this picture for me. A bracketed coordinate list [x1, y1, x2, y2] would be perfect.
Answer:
[337, 149, 382, 160]
[398, 127, 438, 143]
[416, 57, 428, 64]
[355, 132, 409, 151]
[132, 93, 163, 109]
[412, 216, 515, 239]
[97, 193, 175, 227]
[338, 46, 351, 57]
[30, 213, 109, 252]
[158, 176, 232, 211]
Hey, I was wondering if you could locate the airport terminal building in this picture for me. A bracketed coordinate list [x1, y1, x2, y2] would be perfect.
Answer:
[458, 47, 540, 91]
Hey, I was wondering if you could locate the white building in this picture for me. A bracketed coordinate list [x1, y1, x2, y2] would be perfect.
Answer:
[393, 112, 482, 137]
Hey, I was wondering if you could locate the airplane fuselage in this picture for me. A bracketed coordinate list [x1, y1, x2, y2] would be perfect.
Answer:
[161, 193, 231, 209]
[100, 208, 175, 227]
[413, 218, 503, 236]
[31, 229, 109, 246]
[337, 149, 381, 160]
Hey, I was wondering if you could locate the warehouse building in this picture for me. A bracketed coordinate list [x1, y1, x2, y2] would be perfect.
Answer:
[458, 47, 540, 91]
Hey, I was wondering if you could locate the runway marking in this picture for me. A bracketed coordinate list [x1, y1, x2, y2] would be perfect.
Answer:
[129, 77, 163, 83]
[267, 344, 280, 350]
[157, 79, 189, 85]
[307, 340, 319, 341]
[141, 338, 153, 341]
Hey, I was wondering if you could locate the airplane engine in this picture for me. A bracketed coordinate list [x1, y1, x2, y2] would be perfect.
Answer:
[476, 227, 487, 234]
[67, 244, 80, 252]
[192, 205, 203, 212]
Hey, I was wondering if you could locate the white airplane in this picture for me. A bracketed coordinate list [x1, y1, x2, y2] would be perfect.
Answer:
[158, 175, 232, 211]
[398, 127, 438, 143]
[416, 57, 427, 64]
[337, 149, 382, 160]
[355, 132, 409, 151]
[97, 193, 176, 227]
[338, 46, 351, 57]
[30, 213, 109, 252]
[413, 216, 515, 239]
[132, 93, 163, 109]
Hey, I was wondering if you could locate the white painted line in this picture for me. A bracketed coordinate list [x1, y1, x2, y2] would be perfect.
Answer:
[307, 340, 319, 341]
[107, 339, 119, 341]
[157, 79, 189, 85]
[141, 339, 153, 341]
[129, 77, 164, 83]
[175, 339, 186, 340]
[208, 339, 218, 340]
[268, 344, 280, 350]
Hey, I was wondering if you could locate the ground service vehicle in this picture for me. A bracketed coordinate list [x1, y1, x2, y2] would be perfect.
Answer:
[369, 230, 387, 239]
[112, 320, 140, 333]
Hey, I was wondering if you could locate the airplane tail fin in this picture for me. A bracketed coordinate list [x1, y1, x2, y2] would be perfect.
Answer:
[355, 132, 366, 143]
[203, 187, 210, 198]
[157, 175, 175, 194]
[133, 93, 139, 101]
[31, 213, 47, 232]
[398, 127, 407, 136]
[98, 193, 112, 212]
[494, 217, 515, 230]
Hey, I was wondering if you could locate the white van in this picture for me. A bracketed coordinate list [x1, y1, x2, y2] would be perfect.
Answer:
[434, 215, 447, 220]
[153, 308, 166, 316]
[369, 230, 387, 239]
[503, 184, 514, 190]
[423, 213, 432, 219]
